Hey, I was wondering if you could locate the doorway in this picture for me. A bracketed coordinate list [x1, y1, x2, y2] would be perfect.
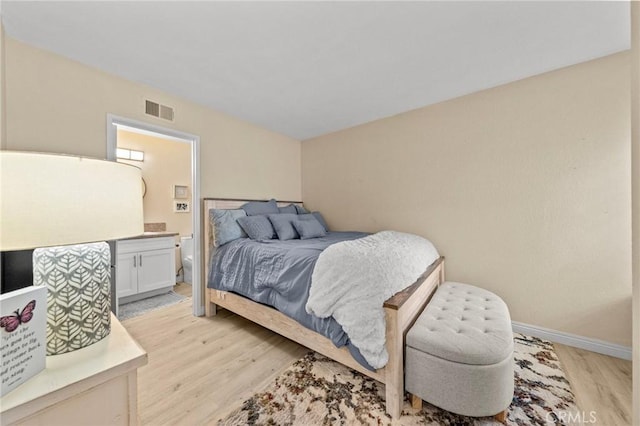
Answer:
[106, 114, 203, 317]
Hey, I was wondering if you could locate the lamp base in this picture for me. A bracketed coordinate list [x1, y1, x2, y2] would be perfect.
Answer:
[33, 242, 111, 355]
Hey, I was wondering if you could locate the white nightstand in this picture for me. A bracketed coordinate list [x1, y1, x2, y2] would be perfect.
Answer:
[0, 315, 147, 426]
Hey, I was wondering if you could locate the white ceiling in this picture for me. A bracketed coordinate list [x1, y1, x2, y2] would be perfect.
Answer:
[1, 1, 630, 140]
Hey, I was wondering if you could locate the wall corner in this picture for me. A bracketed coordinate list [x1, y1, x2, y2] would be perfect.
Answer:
[631, 2, 639, 425]
[1, 18, 6, 150]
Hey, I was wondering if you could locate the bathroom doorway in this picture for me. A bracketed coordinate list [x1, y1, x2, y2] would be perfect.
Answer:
[106, 115, 202, 317]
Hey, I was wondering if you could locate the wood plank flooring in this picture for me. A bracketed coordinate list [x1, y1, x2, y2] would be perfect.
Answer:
[172, 282, 192, 298]
[123, 296, 307, 425]
[123, 297, 633, 425]
[554, 344, 632, 426]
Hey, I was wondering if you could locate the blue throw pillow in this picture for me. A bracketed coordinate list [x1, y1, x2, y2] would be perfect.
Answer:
[241, 199, 279, 216]
[237, 215, 276, 241]
[295, 205, 309, 214]
[311, 211, 329, 231]
[268, 214, 299, 240]
[211, 209, 247, 246]
[278, 204, 297, 214]
[292, 214, 327, 239]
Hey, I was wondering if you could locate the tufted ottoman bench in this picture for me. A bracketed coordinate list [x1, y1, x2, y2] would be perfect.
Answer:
[405, 282, 514, 423]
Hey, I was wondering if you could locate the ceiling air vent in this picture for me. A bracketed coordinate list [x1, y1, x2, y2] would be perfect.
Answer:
[145, 100, 174, 122]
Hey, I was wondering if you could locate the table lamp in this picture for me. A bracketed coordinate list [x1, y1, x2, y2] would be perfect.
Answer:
[0, 151, 143, 355]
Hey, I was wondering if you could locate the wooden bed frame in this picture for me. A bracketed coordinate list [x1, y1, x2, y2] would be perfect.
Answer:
[202, 198, 445, 419]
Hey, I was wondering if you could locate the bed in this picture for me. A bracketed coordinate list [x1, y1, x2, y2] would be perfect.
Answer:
[203, 198, 445, 419]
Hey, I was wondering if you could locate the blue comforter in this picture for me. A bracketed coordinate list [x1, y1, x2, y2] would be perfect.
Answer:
[207, 231, 372, 369]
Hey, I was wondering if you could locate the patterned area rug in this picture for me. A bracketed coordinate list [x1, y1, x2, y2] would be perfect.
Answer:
[118, 291, 187, 321]
[219, 334, 580, 425]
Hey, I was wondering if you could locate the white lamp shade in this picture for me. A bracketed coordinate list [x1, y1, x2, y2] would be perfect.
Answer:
[1, 151, 144, 251]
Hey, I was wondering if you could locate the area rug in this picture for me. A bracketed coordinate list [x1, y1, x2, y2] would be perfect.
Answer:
[219, 334, 580, 425]
[118, 291, 187, 321]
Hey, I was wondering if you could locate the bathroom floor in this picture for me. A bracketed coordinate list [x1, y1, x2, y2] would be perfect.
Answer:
[173, 282, 192, 298]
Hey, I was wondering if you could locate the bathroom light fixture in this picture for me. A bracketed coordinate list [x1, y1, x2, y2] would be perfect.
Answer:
[116, 147, 145, 162]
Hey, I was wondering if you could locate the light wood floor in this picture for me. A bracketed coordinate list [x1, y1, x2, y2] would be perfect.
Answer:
[123, 297, 633, 425]
[173, 282, 192, 298]
[553, 344, 632, 426]
[123, 296, 307, 425]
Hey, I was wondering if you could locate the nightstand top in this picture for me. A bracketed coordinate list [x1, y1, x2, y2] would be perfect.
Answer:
[1, 315, 147, 422]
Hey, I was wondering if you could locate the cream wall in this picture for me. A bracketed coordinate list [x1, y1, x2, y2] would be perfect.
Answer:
[1, 22, 6, 148]
[631, 2, 639, 423]
[117, 129, 192, 238]
[303, 52, 632, 347]
[3, 37, 301, 201]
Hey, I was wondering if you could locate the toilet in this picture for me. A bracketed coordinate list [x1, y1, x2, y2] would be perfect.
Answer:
[180, 235, 193, 284]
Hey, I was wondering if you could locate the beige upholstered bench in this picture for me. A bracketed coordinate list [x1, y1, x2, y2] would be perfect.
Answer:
[405, 282, 514, 423]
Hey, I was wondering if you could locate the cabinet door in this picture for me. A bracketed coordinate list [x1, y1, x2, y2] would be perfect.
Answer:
[137, 249, 175, 293]
[116, 253, 138, 298]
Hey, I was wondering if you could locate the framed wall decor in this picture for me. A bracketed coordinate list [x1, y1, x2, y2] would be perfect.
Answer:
[173, 200, 190, 213]
[173, 185, 188, 199]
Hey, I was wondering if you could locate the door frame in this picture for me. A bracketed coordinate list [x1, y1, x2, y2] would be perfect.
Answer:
[106, 114, 204, 316]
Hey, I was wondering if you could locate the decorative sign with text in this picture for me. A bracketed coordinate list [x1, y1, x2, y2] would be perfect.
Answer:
[1, 286, 47, 396]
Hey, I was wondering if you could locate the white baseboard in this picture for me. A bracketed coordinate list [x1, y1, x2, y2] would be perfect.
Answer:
[512, 321, 632, 361]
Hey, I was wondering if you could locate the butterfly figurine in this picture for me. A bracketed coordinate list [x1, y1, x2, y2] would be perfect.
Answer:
[0, 300, 37, 333]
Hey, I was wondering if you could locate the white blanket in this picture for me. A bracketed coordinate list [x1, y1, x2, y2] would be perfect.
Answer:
[306, 231, 439, 369]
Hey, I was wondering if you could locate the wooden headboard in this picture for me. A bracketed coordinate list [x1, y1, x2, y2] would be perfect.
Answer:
[202, 198, 303, 284]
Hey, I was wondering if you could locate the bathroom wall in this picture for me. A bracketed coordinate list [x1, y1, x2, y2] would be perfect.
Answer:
[117, 129, 192, 236]
[117, 128, 192, 276]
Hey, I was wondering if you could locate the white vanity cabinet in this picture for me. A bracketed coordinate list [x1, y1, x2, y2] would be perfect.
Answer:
[116, 235, 176, 303]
